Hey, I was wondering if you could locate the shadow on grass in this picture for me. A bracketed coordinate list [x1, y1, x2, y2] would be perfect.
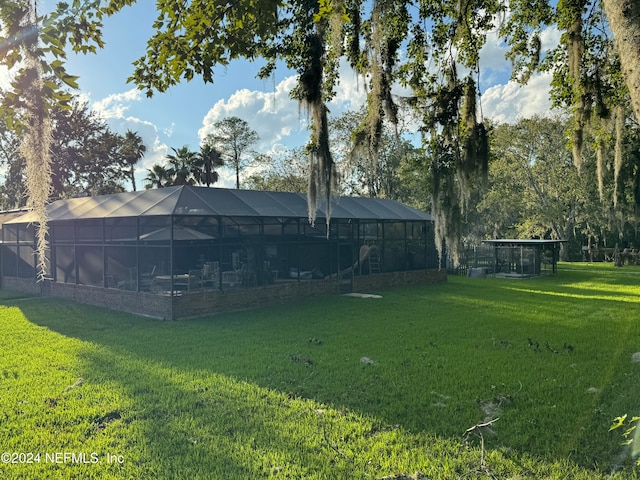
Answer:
[68, 345, 485, 479]
[6, 266, 640, 476]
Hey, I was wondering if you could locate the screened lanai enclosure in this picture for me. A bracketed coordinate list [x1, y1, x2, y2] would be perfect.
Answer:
[0, 187, 442, 317]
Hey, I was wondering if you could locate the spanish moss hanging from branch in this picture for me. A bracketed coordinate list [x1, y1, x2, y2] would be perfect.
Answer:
[426, 68, 489, 267]
[458, 77, 489, 200]
[558, 0, 588, 169]
[347, 0, 406, 198]
[613, 104, 625, 206]
[429, 137, 463, 267]
[595, 138, 606, 201]
[16, 2, 53, 282]
[20, 67, 52, 282]
[297, 29, 336, 228]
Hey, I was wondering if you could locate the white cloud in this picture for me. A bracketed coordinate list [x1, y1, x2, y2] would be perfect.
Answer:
[197, 75, 305, 188]
[84, 89, 168, 189]
[0, 66, 12, 90]
[91, 88, 142, 119]
[199, 61, 370, 155]
[479, 26, 560, 83]
[540, 26, 562, 52]
[163, 122, 175, 138]
[481, 72, 555, 124]
[479, 32, 512, 76]
[198, 75, 306, 152]
[196, 63, 373, 188]
[327, 61, 368, 112]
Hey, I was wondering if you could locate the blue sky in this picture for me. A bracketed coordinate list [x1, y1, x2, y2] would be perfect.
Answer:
[2, 2, 561, 190]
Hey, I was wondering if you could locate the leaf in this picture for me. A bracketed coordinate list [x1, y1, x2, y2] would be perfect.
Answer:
[60, 74, 80, 89]
[49, 44, 67, 57]
[43, 80, 59, 91]
[609, 414, 628, 432]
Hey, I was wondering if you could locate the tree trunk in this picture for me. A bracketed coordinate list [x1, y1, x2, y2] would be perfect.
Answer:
[602, 0, 640, 122]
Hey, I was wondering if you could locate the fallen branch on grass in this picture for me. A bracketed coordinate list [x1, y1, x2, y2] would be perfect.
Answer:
[44, 377, 84, 407]
[464, 417, 500, 470]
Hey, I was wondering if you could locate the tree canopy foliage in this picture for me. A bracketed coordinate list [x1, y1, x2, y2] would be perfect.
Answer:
[119, 130, 147, 191]
[245, 147, 310, 193]
[203, 116, 259, 189]
[0, 98, 145, 208]
[329, 108, 429, 208]
[468, 116, 640, 260]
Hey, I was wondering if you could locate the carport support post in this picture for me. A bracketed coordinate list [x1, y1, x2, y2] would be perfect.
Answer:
[135, 218, 140, 292]
[493, 246, 497, 276]
[170, 215, 175, 296]
[218, 217, 223, 291]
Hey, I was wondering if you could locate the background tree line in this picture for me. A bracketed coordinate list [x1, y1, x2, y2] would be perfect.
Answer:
[0, 94, 146, 209]
[249, 109, 640, 262]
[143, 116, 257, 190]
[470, 116, 640, 261]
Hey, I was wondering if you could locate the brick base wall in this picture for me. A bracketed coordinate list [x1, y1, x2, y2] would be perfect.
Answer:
[1, 277, 42, 295]
[173, 278, 339, 318]
[174, 268, 446, 318]
[44, 282, 173, 319]
[1, 277, 173, 319]
[1, 268, 446, 319]
[353, 268, 447, 292]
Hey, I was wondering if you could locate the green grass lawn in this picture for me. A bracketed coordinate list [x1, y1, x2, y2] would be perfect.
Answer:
[1, 263, 640, 479]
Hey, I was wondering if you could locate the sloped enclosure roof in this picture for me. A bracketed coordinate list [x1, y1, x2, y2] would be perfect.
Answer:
[8, 186, 432, 223]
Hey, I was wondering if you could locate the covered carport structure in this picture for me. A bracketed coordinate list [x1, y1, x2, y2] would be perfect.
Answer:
[482, 239, 567, 276]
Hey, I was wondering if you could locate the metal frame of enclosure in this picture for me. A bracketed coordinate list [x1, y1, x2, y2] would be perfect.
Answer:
[1, 186, 438, 298]
[482, 239, 567, 276]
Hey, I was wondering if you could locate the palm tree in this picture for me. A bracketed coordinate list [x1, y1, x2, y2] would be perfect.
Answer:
[144, 164, 169, 189]
[195, 144, 224, 186]
[166, 146, 198, 185]
[119, 130, 146, 191]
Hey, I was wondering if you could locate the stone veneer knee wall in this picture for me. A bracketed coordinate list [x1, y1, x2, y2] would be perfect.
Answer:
[353, 268, 447, 292]
[1, 277, 41, 295]
[173, 278, 339, 318]
[1, 268, 446, 319]
[1, 276, 173, 319]
[44, 282, 173, 319]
